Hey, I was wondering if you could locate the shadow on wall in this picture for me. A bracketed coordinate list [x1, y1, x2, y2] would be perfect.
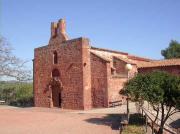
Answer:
[84, 113, 145, 130]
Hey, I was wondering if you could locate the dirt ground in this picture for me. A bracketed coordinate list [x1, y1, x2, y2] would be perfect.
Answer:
[1, 103, 178, 134]
[0, 106, 122, 134]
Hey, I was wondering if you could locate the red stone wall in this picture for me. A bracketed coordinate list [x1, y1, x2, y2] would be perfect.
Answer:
[138, 66, 180, 76]
[113, 57, 128, 75]
[34, 38, 91, 110]
[108, 60, 128, 105]
[108, 77, 127, 104]
[82, 39, 92, 110]
[90, 53, 108, 107]
[107, 64, 137, 104]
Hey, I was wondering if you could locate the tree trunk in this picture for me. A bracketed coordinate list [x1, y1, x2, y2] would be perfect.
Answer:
[157, 103, 165, 134]
[127, 97, 130, 122]
[157, 122, 165, 134]
[157, 127, 163, 134]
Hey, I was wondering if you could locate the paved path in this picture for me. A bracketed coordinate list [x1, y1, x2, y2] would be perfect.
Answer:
[0, 105, 128, 134]
[142, 101, 180, 124]
[141, 101, 180, 133]
[73, 102, 137, 114]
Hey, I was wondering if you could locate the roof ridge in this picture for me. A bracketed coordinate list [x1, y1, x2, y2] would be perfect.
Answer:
[138, 58, 180, 68]
[152, 58, 180, 61]
[91, 46, 128, 55]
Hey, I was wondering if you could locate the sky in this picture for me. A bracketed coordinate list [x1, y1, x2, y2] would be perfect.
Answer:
[1, 0, 180, 69]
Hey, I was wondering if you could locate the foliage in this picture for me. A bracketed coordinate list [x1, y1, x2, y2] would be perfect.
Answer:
[161, 40, 180, 59]
[121, 71, 180, 134]
[0, 81, 33, 107]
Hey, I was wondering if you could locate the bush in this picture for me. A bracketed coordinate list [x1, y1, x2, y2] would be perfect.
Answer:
[0, 82, 33, 107]
[122, 71, 180, 134]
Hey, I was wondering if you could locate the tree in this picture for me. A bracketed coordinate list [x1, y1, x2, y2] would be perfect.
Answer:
[0, 81, 33, 107]
[161, 40, 180, 59]
[0, 37, 32, 81]
[122, 71, 180, 134]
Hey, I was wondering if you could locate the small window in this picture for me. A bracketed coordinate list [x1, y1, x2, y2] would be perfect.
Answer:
[53, 51, 58, 64]
[113, 60, 116, 67]
[111, 67, 116, 75]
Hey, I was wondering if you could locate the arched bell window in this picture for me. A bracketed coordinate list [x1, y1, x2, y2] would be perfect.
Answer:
[53, 51, 58, 64]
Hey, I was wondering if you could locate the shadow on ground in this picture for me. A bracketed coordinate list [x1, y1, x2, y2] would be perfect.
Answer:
[129, 113, 145, 126]
[169, 119, 180, 129]
[84, 114, 123, 130]
[84, 113, 145, 130]
[8, 104, 34, 108]
[9, 99, 34, 108]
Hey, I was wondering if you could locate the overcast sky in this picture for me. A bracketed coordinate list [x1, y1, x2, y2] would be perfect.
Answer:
[1, 0, 180, 69]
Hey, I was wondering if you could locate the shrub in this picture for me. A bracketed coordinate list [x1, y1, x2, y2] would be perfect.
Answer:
[0, 82, 33, 107]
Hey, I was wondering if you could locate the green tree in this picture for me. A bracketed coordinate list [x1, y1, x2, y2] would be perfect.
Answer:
[0, 82, 33, 107]
[15, 83, 33, 106]
[122, 71, 180, 134]
[161, 40, 180, 59]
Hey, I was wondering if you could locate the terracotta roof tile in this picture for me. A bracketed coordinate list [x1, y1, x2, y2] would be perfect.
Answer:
[138, 59, 180, 68]
[113, 56, 137, 65]
[91, 46, 128, 55]
[127, 55, 152, 62]
[90, 51, 111, 62]
[90, 46, 152, 62]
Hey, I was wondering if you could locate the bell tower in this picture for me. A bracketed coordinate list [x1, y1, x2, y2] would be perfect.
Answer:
[49, 19, 69, 44]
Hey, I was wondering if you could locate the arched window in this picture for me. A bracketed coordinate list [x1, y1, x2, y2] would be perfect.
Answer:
[52, 68, 60, 78]
[53, 51, 58, 64]
[51, 68, 60, 81]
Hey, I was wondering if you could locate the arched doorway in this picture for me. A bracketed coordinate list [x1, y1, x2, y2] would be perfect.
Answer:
[51, 69, 62, 107]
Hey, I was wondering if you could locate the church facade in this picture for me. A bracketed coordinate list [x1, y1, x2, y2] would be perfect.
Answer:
[33, 19, 180, 110]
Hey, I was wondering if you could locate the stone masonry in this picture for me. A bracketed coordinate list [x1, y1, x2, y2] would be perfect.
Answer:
[34, 19, 180, 110]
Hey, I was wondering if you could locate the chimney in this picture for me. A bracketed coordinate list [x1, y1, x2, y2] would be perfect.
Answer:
[50, 19, 69, 42]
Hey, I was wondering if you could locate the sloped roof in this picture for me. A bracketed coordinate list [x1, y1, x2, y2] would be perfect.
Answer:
[90, 51, 111, 62]
[91, 46, 128, 55]
[113, 56, 137, 65]
[127, 55, 152, 62]
[90, 46, 152, 62]
[90, 46, 180, 68]
[138, 59, 180, 68]
[91, 50, 138, 65]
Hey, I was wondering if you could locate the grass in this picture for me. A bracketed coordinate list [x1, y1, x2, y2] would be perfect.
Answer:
[122, 113, 146, 134]
[122, 125, 145, 134]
